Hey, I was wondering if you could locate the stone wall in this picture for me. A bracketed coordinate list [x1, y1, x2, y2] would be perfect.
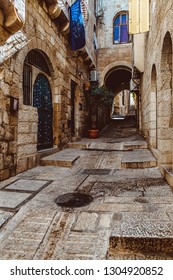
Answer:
[0, 0, 96, 180]
[0, 60, 17, 180]
[97, 0, 132, 85]
[141, 0, 173, 165]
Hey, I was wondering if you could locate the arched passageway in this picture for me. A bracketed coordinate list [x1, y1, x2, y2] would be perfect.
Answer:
[22, 49, 54, 151]
[105, 66, 132, 94]
[103, 66, 137, 123]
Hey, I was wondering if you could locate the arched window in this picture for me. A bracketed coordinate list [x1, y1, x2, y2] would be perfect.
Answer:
[113, 12, 129, 44]
[23, 49, 51, 105]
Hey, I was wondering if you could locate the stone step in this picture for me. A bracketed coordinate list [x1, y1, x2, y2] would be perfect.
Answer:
[121, 160, 157, 169]
[121, 149, 157, 169]
[85, 142, 123, 151]
[107, 236, 173, 260]
[124, 140, 148, 150]
[68, 141, 90, 149]
[40, 148, 81, 167]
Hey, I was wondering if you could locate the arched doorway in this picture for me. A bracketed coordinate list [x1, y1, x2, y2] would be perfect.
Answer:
[33, 74, 53, 150]
[159, 32, 172, 163]
[104, 66, 133, 122]
[105, 66, 132, 94]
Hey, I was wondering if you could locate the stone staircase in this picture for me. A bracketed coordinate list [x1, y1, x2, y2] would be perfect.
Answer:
[40, 116, 157, 170]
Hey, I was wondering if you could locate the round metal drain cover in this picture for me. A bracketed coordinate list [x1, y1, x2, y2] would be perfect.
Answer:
[55, 193, 93, 208]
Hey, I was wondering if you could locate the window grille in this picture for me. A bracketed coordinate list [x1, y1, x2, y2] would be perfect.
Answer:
[25, 49, 51, 76]
[23, 63, 32, 105]
[23, 49, 51, 106]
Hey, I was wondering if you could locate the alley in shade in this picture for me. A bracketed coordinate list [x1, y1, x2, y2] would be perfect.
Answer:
[0, 116, 173, 260]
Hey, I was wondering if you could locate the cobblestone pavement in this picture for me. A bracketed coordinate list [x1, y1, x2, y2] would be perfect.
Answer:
[1, 117, 173, 259]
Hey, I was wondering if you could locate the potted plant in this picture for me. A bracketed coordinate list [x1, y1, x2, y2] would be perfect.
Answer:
[84, 84, 114, 138]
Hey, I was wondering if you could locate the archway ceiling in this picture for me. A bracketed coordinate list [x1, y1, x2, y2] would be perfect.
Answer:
[105, 69, 132, 94]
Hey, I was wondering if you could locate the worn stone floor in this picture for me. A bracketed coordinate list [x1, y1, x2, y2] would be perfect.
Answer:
[0, 116, 173, 260]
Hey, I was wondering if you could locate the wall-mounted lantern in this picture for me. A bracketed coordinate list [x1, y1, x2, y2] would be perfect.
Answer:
[10, 96, 19, 113]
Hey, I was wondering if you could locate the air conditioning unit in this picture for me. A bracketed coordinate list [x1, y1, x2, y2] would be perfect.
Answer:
[89, 70, 98, 82]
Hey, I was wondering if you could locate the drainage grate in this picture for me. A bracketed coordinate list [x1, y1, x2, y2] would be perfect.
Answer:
[80, 169, 111, 175]
[55, 193, 93, 208]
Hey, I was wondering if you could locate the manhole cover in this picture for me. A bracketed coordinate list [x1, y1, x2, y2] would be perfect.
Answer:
[55, 193, 93, 208]
[81, 169, 111, 175]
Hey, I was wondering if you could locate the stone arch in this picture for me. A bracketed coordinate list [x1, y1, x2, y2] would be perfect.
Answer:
[99, 61, 132, 86]
[149, 64, 157, 148]
[23, 48, 53, 105]
[158, 31, 172, 163]
[13, 41, 61, 174]
[103, 64, 132, 123]
[161, 32, 172, 91]
[11, 39, 59, 106]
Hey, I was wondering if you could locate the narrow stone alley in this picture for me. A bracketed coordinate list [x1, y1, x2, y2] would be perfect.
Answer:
[0, 116, 173, 260]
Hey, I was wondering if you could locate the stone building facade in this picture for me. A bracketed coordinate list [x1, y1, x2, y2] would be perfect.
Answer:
[140, 0, 173, 167]
[97, 0, 132, 90]
[95, 0, 132, 129]
[0, 0, 97, 180]
[0, 0, 134, 181]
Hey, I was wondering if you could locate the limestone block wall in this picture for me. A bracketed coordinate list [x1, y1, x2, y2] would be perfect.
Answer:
[97, 44, 132, 85]
[96, 0, 132, 85]
[0, 59, 18, 181]
[97, 0, 128, 48]
[141, 0, 173, 165]
[0, 0, 96, 180]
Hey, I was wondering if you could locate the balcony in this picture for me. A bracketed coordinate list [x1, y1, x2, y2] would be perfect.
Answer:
[0, 0, 24, 45]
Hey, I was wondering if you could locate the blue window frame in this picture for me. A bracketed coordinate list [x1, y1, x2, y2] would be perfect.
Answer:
[114, 12, 129, 44]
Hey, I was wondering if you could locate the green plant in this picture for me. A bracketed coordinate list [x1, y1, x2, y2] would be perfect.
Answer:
[85, 85, 114, 107]
[85, 85, 114, 129]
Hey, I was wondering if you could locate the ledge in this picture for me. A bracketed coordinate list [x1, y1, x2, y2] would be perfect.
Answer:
[45, 0, 70, 34]
[77, 47, 96, 69]
[0, 0, 24, 45]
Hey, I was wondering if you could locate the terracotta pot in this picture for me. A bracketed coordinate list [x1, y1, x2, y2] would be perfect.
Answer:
[88, 129, 99, 139]
[83, 81, 90, 91]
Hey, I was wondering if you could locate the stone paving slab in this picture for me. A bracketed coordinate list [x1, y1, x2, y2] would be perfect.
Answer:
[1, 118, 173, 260]
[0, 191, 32, 210]
[95, 155, 122, 169]
[121, 221, 173, 237]
[4, 179, 49, 192]
[17, 166, 70, 180]
[72, 212, 99, 232]
[122, 212, 170, 222]
[0, 210, 14, 228]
